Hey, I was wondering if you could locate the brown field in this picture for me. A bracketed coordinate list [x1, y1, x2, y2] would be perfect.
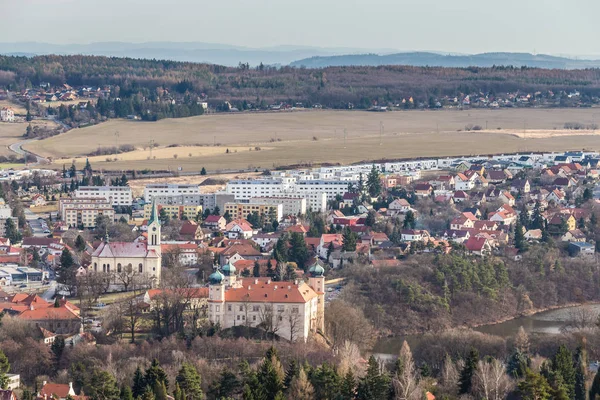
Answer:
[42, 98, 96, 108]
[0, 120, 59, 157]
[21, 109, 600, 171]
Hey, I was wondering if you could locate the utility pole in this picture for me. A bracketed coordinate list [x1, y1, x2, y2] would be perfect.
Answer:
[379, 121, 383, 145]
[343, 129, 347, 149]
[149, 139, 155, 159]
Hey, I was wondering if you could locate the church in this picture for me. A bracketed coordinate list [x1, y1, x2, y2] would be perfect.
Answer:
[207, 260, 325, 342]
[90, 200, 162, 287]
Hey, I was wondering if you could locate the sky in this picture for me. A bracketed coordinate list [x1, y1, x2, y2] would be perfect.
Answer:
[3, 0, 600, 55]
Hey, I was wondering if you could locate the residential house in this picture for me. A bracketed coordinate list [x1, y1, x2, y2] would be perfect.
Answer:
[452, 190, 469, 203]
[546, 189, 566, 204]
[224, 219, 254, 239]
[38, 381, 83, 400]
[561, 229, 586, 242]
[30, 194, 47, 207]
[524, 229, 543, 241]
[203, 215, 227, 230]
[388, 198, 412, 214]
[414, 183, 433, 197]
[568, 242, 594, 258]
[464, 237, 492, 256]
[450, 213, 476, 230]
[499, 191, 515, 206]
[401, 229, 430, 242]
[179, 221, 205, 241]
[218, 241, 262, 265]
[317, 234, 344, 259]
[143, 287, 208, 311]
[0, 108, 15, 122]
[455, 173, 476, 191]
[429, 175, 455, 191]
[510, 179, 531, 194]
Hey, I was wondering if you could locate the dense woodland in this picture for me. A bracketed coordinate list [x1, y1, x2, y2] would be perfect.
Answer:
[3, 55, 600, 109]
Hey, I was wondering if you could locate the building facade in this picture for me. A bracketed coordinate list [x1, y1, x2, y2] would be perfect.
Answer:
[143, 203, 202, 221]
[74, 186, 133, 206]
[59, 197, 115, 228]
[207, 261, 325, 342]
[0, 108, 15, 122]
[223, 202, 283, 223]
[144, 184, 201, 203]
[90, 201, 162, 286]
[249, 197, 306, 216]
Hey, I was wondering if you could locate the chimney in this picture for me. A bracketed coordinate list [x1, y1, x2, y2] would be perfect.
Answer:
[42, 380, 47, 387]
[248, 285, 251, 290]
[274, 285, 278, 290]
[254, 279, 258, 284]
[287, 285, 291, 290]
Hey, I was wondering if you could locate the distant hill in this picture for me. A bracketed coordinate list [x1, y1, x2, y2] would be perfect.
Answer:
[0, 42, 398, 67]
[290, 52, 600, 69]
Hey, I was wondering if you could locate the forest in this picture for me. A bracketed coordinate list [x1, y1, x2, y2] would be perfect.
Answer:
[2, 55, 600, 109]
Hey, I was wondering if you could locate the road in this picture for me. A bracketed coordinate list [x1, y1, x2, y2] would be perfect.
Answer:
[8, 139, 49, 165]
[24, 208, 50, 237]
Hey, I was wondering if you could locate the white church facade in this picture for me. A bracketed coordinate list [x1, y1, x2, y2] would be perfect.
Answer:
[90, 200, 162, 286]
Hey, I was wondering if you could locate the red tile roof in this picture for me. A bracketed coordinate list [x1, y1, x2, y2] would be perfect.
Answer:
[223, 278, 318, 303]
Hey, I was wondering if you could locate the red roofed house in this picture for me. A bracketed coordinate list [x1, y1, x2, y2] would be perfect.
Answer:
[38, 381, 85, 400]
[179, 221, 204, 240]
[225, 219, 255, 239]
[0, 294, 81, 334]
[219, 241, 263, 264]
[465, 237, 492, 256]
[207, 260, 325, 341]
[143, 287, 208, 311]
[161, 242, 200, 266]
[414, 183, 433, 197]
[317, 234, 343, 259]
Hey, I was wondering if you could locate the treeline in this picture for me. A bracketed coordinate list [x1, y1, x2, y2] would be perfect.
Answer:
[3, 55, 600, 109]
[341, 248, 600, 334]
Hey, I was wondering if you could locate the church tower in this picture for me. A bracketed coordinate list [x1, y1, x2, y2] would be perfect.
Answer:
[307, 261, 325, 332]
[147, 198, 161, 253]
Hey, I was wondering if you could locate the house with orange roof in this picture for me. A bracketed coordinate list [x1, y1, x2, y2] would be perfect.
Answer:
[225, 219, 255, 239]
[0, 294, 81, 334]
[38, 381, 86, 400]
[219, 241, 263, 265]
[143, 287, 208, 311]
[207, 260, 325, 341]
[317, 234, 343, 259]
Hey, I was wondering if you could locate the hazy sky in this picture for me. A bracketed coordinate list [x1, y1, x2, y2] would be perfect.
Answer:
[3, 0, 600, 55]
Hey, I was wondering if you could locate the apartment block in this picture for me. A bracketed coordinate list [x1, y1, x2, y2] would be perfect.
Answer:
[74, 186, 133, 206]
[144, 184, 201, 203]
[59, 198, 115, 228]
[223, 202, 283, 223]
[144, 203, 202, 221]
[249, 197, 306, 216]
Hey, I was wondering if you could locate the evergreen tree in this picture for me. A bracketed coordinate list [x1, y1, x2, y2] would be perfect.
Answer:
[172, 383, 183, 400]
[310, 363, 342, 400]
[458, 347, 479, 394]
[88, 369, 121, 400]
[356, 356, 389, 400]
[75, 235, 87, 252]
[518, 369, 552, 400]
[403, 210, 416, 229]
[342, 227, 357, 252]
[208, 368, 239, 399]
[283, 359, 299, 390]
[257, 353, 284, 399]
[4, 218, 21, 244]
[50, 336, 65, 366]
[153, 381, 168, 400]
[341, 370, 356, 400]
[531, 201, 544, 229]
[515, 220, 527, 252]
[200, 167, 207, 175]
[0, 350, 9, 389]
[133, 366, 147, 398]
[288, 232, 309, 269]
[145, 359, 169, 395]
[366, 165, 382, 198]
[327, 241, 334, 262]
[575, 345, 588, 400]
[551, 373, 571, 400]
[253, 261, 261, 277]
[175, 363, 203, 400]
[120, 386, 134, 400]
[507, 350, 530, 379]
[273, 236, 289, 264]
[552, 345, 576, 398]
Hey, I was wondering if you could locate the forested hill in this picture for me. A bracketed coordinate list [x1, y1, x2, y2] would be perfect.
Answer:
[3, 54, 600, 109]
[290, 52, 600, 69]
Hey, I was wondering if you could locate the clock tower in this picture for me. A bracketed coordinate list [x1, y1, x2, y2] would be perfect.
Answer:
[147, 198, 161, 253]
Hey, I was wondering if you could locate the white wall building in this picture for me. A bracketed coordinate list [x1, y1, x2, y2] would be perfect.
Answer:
[0, 108, 15, 122]
[74, 186, 133, 206]
[249, 197, 307, 216]
[144, 184, 201, 203]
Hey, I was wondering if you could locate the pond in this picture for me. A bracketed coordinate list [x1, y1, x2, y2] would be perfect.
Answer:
[373, 304, 600, 358]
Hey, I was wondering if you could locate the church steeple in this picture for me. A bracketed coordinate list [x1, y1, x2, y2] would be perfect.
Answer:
[148, 198, 161, 251]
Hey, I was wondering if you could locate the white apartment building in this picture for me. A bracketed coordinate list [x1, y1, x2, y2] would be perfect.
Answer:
[0, 108, 15, 122]
[144, 184, 201, 203]
[151, 193, 235, 212]
[74, 186, 133, 206]
[0, 199, 12, 219]
[249, 197, 306, 216]
[59, 198, 115, 228]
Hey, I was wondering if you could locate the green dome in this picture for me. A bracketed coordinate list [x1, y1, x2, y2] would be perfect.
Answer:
[222, 260, 237, 276]
[208, 270, 224, 284]
[309, 261, 325, 277]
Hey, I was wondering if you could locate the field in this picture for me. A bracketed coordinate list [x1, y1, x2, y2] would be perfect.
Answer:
[0, 100, 27, 115]
[19, 108, 600, 171]
[0, 120, 61, 157]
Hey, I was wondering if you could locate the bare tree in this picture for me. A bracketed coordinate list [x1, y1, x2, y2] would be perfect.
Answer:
[258, 304, 281, 338]
[337, 340, 362, 376]
[325, 300, 375, 351]
[473, 359, 514, 400]
[514, 326, 530, 354]
[392, 341, 422, 400]
[114, 263, 139, 292]
[439, 354, 459, 396]
[562, 305, 599, 333]
[286, 308, 302, 342]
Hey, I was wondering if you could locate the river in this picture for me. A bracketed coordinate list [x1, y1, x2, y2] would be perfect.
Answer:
[373, 304, 600, 358]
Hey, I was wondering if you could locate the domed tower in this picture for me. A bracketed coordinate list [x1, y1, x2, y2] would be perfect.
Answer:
[307, 260, 325, 332]
[221, 259, 237, 287]
[208, 269, 225, 326]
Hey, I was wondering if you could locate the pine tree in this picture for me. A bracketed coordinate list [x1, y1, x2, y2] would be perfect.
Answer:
[366, 164, 382, 198]
[515, 220, 527, 252]
[518, 369, 552, 400]
[458, 347, 479, 394]
[50, 336, 65, 366]
[173, 383, 183, 400]
[132, 366, 146, 398]
[342, 227, 357, 252]
[209, 368, 239, 399]
[253, 261, 261, 277]
[200, 167, 207, 175]
[0, 350, 9, 389]
[288, 232, 309, 269]
[553, 345, 576, 398]
[75, 235, 86, 252]
[284, 359, 299, 390]
[341, 370, 356, 400]
[356, 356, 389, 400]
[575, 345, 588, 400]
[88, 369, 121, 400]
[257, 354, 284, 399]
[403, 210, 416, 229]
[121, 386, 134, 400]
[175, 363, 203, 400]
[4, 218, 21, 244]
[145, 359, 169, 395]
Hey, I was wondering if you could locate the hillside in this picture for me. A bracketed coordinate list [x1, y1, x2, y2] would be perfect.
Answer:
[291, 52, 600, 69]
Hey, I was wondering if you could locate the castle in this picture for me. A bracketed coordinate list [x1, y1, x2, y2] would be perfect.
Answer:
[207, 260, 325, 342]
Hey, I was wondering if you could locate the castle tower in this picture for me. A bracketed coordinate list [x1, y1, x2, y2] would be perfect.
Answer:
[221, 259, 237, 287]
[208, 269, 226, 326]
[307, 260, 325, 332]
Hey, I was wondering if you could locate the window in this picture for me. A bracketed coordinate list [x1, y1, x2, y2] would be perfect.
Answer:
[292, 306, 299, 314]
[107, 264, 110, 272]
[278, 316, 283, 322]
[94, 262, 97, 272]
[252, 315, 257, 321]
[102, 264, 106, 273]
[227, 305, 232, 311]
[277, 305, 285, 313]
[139, 263, 143, 273]
[236, 315, 240, 321]
[117, 263, 122, 273]
[216, 305, 220, 312]
[252, 305, 259, 312]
